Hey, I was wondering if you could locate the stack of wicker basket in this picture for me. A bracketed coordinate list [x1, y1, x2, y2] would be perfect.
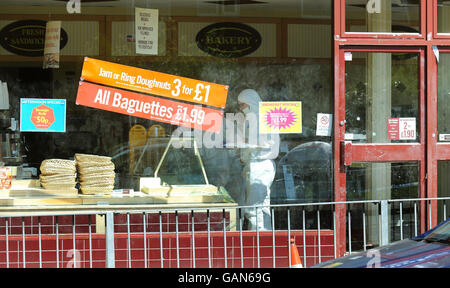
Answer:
[39, 159, 77, 191]
[75, 153, 115, 195]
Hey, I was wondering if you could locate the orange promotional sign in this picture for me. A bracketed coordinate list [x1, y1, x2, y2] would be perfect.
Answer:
[76, 81, 224, 133]
[81, 57, 228, 109]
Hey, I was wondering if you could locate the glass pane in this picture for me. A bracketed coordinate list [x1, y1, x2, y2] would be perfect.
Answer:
[437, 161, 450, 222]
[346, 162, 420, 250]
[438, 53, 450, 140]
[437, 0, 450, 33]
[346, 0, 420, 33]
[345, 52, 419, 143]
[0, 1, 334, 233]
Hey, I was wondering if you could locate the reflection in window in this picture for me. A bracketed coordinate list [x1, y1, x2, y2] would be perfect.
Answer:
[272, 141, 333, 230]
[437, 161, 450, 222]
[438, 0, 450, 33]
[438, 53, 450, 140]
[346, 162, 420, 251]
[345, 0, 420, 34]
[345, 52, 419, 144]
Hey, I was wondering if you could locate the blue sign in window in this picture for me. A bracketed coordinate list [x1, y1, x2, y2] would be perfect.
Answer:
[20, 98, 66, 132]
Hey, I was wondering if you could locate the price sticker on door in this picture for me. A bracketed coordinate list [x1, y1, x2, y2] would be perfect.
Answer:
[387, 117, 416, 140]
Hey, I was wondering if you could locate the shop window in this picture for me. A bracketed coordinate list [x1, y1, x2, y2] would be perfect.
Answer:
[437, 0, 450, 34]
[345, 0, 421, 35]
[0, 0, 333, 232]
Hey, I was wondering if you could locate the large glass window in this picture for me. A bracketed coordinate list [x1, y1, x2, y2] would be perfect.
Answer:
[0, 1, 333, 231]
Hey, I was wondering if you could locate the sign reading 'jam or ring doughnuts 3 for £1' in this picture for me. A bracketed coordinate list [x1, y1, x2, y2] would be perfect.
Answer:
[80, 57, 229, 109]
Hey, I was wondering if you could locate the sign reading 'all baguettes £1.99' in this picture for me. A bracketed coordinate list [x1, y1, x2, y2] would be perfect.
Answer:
[80, 57, 228, 109]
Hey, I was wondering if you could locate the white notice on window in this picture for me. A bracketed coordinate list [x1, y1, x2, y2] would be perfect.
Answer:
[399, 118, 416, 140]
[316, 113, 333, 136]
[135, 7, 158, 55]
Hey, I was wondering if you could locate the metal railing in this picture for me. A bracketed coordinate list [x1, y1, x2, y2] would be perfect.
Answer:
[0, 197, 448, 268]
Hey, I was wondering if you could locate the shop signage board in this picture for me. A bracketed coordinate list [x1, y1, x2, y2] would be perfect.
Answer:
[259, 101, 302, 134]
[80, 57, 228, 109]
[76, 81, 224, 133]
[135, 7, 158, 55]
[0, 20, 68, 57]
[20, 98, 66, 132]
[196, 22, 262, 58]
[387, 117, 416, 140]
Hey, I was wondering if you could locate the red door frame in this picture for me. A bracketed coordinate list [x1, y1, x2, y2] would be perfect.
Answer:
[333, 0, 449, 257]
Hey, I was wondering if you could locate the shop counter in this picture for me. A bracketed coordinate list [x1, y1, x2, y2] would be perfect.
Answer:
[0, 185, 238, 231]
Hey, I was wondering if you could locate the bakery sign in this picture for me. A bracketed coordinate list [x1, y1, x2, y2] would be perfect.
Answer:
[196, 22, 261, 58]
[0, 20, 68, 57]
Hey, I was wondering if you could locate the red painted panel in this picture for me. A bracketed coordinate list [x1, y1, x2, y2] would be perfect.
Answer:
[0, 230, 334, 268]
[350, 143, 423, 162]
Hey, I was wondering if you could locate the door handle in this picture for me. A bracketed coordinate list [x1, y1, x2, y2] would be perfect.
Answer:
[340, 141, 352, 168]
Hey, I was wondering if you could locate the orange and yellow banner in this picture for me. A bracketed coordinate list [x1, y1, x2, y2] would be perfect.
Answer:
[81, 57, 228, 109]
[76, 81, 224, 133]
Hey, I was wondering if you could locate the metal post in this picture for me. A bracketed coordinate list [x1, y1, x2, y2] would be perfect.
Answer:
[317, 208, 321, 263]
[380, 200, 389, 246]
[302, 208, 306, 267]
[159, 211, 164, 268]
[348, 207, 352, 253]
[56, 216, 59, 268]
[22, 217, 25, 268]
[191, 210, 195, 268]
[333, 208, 337, 259]
[271, 208, 275, 268]
[5, 218, 9, 268]
[207, 210, 211, 268]
[143, 213, 147, 268]
[176, 211, 180, 268]
[89, 215, 93, 268]
[38, 216, 42, 268]
[363, 209, 367, 251]
[256, 207, 260, 269]
[127, 213, 131, 268]
[287, 207, 291, 268]
[105, 212, 115, 268]
[223, 209, 227, 268]
[239, 208, 243, 268]
[414, 201, 418, 236]
[400, 202, 403, 240]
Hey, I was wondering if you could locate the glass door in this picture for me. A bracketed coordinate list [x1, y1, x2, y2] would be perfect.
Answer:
[435, 48, 450, 225]
[335, 46, 426, 253]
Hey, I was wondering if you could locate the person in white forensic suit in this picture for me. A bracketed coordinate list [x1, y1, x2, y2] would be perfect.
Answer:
[237, 89, 280, 231]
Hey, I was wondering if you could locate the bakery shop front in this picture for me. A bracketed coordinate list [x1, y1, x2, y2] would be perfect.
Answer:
[0, 0, 448, 268]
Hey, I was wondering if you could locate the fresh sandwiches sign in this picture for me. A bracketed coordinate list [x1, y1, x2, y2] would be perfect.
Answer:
[0, 20, 68, 57]
[196, 22, 261, 58]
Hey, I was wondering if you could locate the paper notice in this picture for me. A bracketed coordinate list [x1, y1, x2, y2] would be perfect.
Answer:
[43, 21, 61, 69]
[316, 113, 332, 136]
[135, 7, 158, 55]
[387, 117, 416, 140]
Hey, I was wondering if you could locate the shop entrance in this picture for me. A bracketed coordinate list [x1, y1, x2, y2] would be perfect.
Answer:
[334, 46, 427, 253]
